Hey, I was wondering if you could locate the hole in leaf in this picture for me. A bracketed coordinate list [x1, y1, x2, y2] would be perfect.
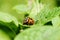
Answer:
[44, 21, 52, 25]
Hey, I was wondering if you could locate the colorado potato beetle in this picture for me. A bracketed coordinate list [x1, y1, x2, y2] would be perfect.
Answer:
[23, 17, 34, 25]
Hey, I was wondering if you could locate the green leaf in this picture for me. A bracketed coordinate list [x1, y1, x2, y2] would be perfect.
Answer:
[29, 2, 44, 19]
[14, 25, 52, 40]
[52, 16, 60, 27]
[0, 29, 11, 40]
[0, 21, 16, 38]
[36, 7, 60, 25]
[14, 25, 60, 40]
[0, 12, 19, 38]
[13, 4, 31, 14]
[0, 12, 18, 26]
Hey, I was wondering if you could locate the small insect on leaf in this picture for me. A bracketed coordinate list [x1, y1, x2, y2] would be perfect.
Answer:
[23, 17, 34, 25]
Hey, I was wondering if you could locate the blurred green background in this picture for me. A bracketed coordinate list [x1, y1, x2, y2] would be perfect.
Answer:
[0, 0, 60, 23]
[0, 0, 60, 40]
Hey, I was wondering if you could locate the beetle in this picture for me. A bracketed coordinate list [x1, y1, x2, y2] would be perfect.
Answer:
[23, 17, 34, 25]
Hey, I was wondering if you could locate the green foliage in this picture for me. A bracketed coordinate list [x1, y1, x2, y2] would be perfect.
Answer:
[0, 12, 18, 38]
[52, 16, 60, 27]
[0, 29, 11, 40]
[0, 0, 60, 40]
[14, 5, 60, 40]
[13, 4, 31, 14]
[0, 12, 18, 26]
[14, 26, 60, 40]
[36, 7, 60, 25]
